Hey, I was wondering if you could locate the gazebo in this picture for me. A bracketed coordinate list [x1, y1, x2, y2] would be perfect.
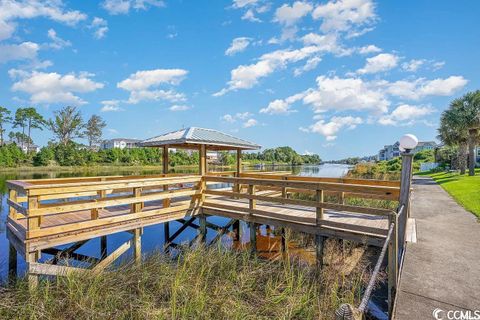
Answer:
[140, 127, 261, 176]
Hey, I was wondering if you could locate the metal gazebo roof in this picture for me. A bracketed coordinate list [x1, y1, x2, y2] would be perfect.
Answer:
[140, 127, 261, 150]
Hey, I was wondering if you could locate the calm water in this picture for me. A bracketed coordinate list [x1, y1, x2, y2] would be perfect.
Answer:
[0, 164, 351, 282]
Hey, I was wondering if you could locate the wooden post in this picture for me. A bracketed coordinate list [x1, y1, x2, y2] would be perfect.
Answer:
[398, 152, 414, 252]
[164, 222, 170, 251]
[163, 145, 171, 208]
[233, 220, 240, 241]
[281, 176, 288, 198]
[199, 145, 207, 176]
[132, 187, 142, 213]
[315, 188, 325, 269]
[388, 214, 398, 314]
[248, 184, 256, 213]
[93, 177, 107, 219]
[100, 236, 107, 259]
[199, 215, 207, 243]
[249, 222, 257, 254]
[280, 227, 286, 254]
[235, 149, 242, 194]
[133, 228, 142, 264]
[315, 235, 325, 269]
[8, 242, 17, 283]
[27, 250, 40, 290]
[8, 189, 17, 220]
[27, 194, 41, 239]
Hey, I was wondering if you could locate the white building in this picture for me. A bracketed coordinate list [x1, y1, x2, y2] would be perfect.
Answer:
[100, 138, 141, 150]
[378, 141, 437, 161]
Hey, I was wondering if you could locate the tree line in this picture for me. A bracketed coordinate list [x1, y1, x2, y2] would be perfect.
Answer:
[0, 106, 321, 168]
[438, 90, 480, 176]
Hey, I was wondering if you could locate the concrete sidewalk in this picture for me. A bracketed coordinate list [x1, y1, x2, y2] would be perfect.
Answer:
[395, 176, 480, 319]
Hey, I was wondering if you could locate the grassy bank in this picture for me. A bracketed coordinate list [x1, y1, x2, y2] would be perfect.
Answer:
[421, 169, 480, 219]
[0, 243, 373, 319]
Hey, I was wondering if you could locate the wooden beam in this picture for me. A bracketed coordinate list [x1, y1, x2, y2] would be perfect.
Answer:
[163, 145, 170, 208]
[249, 222, 257, 254]
[27, 251, 40, 290]
[315, 235, 325, 269]
[92, 239, 132, 273]
[236, 149, 242, 175]
[29, 262, 90, 277]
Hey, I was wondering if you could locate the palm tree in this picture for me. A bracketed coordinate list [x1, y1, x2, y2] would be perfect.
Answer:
[438, 107, 469, 174]
[48, 106, 85, 146]
[0, 106, 12, 146]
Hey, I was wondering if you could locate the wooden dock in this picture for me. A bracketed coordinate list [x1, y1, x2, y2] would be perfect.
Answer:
[6, 170, 408, 317]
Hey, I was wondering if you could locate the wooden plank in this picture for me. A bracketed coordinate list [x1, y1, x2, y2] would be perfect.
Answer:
[26, 176, 202, 196]
[204, 190, 394, 216]
[27, 202, 196, 239]
[92, 240, 132, 273]
[7, 198, 27, 215]
[29, 188, 200, 217]
[316, 189, 324, 225]
[29, 262, 89, 276]
[204, 176, 400, 197]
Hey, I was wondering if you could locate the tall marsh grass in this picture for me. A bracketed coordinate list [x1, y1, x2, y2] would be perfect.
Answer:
[0, 241, 373, 319]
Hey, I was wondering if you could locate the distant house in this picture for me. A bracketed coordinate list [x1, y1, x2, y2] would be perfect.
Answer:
[3, 140, 40, 153]
[413, 141, 437, 153]
[378, 142, 400, 161]
[100, 138, 141, 150]
[378, 140, 438, 161]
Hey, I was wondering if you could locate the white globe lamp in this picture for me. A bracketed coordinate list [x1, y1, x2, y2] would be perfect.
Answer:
[399, 134, 418, 152]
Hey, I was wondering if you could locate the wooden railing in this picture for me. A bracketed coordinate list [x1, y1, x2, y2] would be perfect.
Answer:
[203, 176, 399, 237]
[7, 172, 401, 242]
[7, 175, 203, 240]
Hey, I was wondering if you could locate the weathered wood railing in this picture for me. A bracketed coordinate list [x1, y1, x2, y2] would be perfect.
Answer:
[7, 175, 203, 240]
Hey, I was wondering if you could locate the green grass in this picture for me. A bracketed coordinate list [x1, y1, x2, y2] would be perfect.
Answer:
[0, 243, 373, 319]
[425, 169, 480, 218]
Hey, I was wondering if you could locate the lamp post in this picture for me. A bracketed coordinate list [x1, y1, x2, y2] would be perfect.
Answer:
[398, 134, 418, 252]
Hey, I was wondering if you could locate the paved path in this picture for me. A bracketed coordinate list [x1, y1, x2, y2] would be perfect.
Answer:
[395, 176, 480, 319]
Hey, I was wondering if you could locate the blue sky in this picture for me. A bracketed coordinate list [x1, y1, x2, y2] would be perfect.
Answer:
[0, 0, 479, 160]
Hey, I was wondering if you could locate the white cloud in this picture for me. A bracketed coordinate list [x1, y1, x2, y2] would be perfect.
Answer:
[0, 42, 39, 64]
[358, 44, 382, 54]
[222, 114, 236, 123]
[243, 118, 258, 128]
[260, 92, 304, 114]
[303, 75, 390, 114]
[379, 104, 434, 126]
[215, 45, 324, 95]
[301, 33, 350, 55]
[47, 29, 71, 49]
[232, 0, 260, 8]
[385, 76, 468, 100]
[222, 112, 253, 122]
[357, 53, 399, 74]
[90, 17, 108, 39]
[402, 59, 424, 72]
[294, 56, 322, 76]
[0, 0, 87, 41]
[117, 69, 188, 104]
[312, 0, 377, 37]
[101, 100, 123, 112]
[274, 1, 313, 26]
[225, 37, 251, 56]
[10, 70, 104, 105]
[169, 104, 190, 111]
[301, 116, 363, 141]
[102, 0, 165, 15]
[242, 9, 261, 22]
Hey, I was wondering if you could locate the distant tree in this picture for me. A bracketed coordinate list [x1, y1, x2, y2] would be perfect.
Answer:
[23, 107, 46, 152]
[84, 115, 106, 148]
[8, 131, 32, 146]
[13, 108, 27, 149]
[0, 106, 12, 146]
[48, 106, 85, 146]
